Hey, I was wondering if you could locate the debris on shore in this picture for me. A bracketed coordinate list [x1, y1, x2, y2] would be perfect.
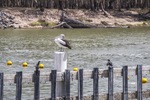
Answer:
[0, 11, 15, 29]
[0, 8, 149, 29]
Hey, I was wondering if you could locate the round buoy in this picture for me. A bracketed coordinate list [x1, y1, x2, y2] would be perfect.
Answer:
[7, 61, 12, 65]
[73, 67, 78, 71]
[142, 78, 148, 84]
[22, 62, 28, 67]
[39, 64, 44, 69]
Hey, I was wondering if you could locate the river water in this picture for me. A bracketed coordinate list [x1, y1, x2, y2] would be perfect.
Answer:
[0, 27, 150, 99]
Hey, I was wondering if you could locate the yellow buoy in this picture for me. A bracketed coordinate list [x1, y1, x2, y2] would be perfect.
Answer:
[22, 62, 28, 67]
[7, 61, 12, 65]
[142, 78, 148, 84]
[39, 64, 44, 69]
[73, 67, 78, 71]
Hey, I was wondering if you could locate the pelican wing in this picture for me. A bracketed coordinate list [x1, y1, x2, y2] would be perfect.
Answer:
[57, 38, 66, 45]
[62, 39, 71, 49]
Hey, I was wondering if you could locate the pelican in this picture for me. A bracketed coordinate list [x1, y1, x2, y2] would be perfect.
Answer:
[54, 34, 71, 51]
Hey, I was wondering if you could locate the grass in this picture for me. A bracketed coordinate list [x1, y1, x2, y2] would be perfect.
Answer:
[29, 19, 57, 27]
[29, 21, 41, 26]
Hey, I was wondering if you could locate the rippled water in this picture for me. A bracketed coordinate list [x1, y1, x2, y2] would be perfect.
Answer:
[0, 27, 150, 99]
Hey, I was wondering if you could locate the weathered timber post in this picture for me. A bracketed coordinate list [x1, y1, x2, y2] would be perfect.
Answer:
[107, 59, 113, 100]
[122, 66, 128, 100]
[15, 71, 22, 100]
[33, 61, 40, 100]
[0, 73, 3, 100]
[51, 70, 57, 100]
[137, 65, 142, 100]
[78, 69, 83, 100]
[54, 51, 67, 97]
[93, 68, 99, 100]
[64, 70, 70, 100]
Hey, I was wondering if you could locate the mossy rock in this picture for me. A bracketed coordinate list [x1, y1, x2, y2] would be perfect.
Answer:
[85, 19, 93, 22]
[38, 19, 46, 23]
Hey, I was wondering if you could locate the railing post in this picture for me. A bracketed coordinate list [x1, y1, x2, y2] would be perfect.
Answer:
[108, 66, 113, 100]
[93, 68, 99, 100]
[137, 65, 142, 100]
[51, 70, 57, 100]
[122, 66, 128, 100]
[15, 71, 22, 100]
[78, 69, 83, 100]
[64, 70, 70, 100]
[0, 73, 3, 100]
[33, 61, 40, 100]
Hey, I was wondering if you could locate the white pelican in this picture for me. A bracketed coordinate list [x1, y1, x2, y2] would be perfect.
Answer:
[54, 34, 71, 51]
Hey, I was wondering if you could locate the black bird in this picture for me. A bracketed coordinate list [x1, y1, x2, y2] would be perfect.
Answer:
[106, 59, 113, 67]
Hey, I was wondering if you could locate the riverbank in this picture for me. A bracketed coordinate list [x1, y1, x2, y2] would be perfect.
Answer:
[0, 7, 150, 29]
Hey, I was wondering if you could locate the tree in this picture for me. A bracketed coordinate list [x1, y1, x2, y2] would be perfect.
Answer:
[0, 0, 150, 10]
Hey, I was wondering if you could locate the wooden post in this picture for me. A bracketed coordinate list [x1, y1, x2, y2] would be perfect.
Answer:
[122, 66, 128, 100]
[93, 68, 99, 100]
[137, 65, 142, 100]
[54, 51, 67, 97]
[15, 72, 22, 100]
[51, 70, 57, 100]
[108, 66, 113, 100]
[78, 69, 83, 100]
[0, 73, 3, 100]
[64, 70, 70, 100]
[33, 61, 40, 100]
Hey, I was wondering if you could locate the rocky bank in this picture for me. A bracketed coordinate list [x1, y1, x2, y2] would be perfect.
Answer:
[0, 7, 150, 29]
